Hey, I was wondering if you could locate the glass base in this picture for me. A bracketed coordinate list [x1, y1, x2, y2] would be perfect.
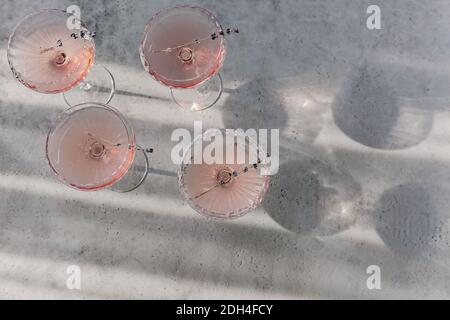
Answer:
[170, 73, 223, 111]
[109, 145, 149, 193]
[63, 64, 116, 107]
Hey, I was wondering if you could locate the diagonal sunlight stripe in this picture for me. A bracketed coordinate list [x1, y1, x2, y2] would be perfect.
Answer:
[0, 251, 302, 300]
[0, 173, 277, 231]
[0, 173, 184, 217]
[0, 49, 231, 129]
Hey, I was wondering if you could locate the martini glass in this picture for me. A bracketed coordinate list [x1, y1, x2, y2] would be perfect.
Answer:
[7, 9, 115, 106]
[46, 103, 150, 193]
[178, 130, 270, 219]
[140, 5, 226, 111]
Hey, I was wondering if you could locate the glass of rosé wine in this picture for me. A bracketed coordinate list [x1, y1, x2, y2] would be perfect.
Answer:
[178, 130, 271, 219]
[46, 103, 152, 193]
[140, 5, 227, 111]
[7, 9, 115, 106]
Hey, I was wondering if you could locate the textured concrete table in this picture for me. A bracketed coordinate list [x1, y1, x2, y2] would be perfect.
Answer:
[0, 0, 450, 299]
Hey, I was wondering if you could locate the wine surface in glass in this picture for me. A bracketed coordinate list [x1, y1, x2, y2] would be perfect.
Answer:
[141, 6, 226, 88]
[181, 163, 269, 219]
[47, 105, 135, 191]
[8, 10, 95, 93]
[179, 133, 270, 219]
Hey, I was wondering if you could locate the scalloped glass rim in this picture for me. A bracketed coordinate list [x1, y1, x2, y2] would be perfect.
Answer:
[178, 130, 271, 220]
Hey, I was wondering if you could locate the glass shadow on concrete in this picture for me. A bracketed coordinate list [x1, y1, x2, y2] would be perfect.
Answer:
[332, 63, 434, 150]
[374, 183, 449, 257]
[221, 78, 288, 131]
[220, 78, 325, 147]
[263, 158, 362, 236]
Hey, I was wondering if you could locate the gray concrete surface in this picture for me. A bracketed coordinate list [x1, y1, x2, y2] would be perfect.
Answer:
[1, 0, 450, 299]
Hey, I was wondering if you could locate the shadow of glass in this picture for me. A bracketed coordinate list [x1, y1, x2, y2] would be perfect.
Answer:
[221, 78, 288, 130]
[374, 183, 449, 257]
[263, 158, 362, 236]
[220, 78, 326, 150]
[332, 63, 434, 150]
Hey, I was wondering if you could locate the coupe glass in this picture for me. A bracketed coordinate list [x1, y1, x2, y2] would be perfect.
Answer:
[46, 103, 150, 193]
[178, 130, 270, 219]
[140, 5, 226, 111]
[7, 9, 115, 106]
